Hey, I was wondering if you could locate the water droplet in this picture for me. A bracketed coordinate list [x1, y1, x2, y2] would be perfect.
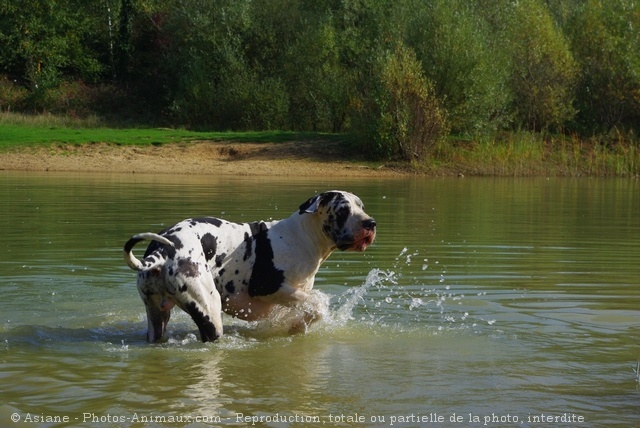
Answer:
[409, 297, 423, 309]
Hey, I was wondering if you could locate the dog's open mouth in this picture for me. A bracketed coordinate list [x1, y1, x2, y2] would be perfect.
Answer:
[354, 232, 375, 251]
[339, 230, 375, 252]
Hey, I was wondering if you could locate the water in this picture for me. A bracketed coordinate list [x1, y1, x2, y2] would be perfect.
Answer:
[0, 172, 639, 427]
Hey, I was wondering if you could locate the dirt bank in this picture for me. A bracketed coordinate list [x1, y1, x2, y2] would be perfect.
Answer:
[0, 141, 407, 177]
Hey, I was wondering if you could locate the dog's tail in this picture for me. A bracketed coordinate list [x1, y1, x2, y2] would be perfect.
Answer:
[123, 233, 174, 271]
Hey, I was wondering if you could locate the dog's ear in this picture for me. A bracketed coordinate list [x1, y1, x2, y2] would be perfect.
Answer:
[299, 195, 321, 214]
[299, 191, 342, 214]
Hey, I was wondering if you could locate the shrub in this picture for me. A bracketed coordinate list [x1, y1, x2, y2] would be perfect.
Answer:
[410, 0, 511, 134]
[503, 0, 579, 132]
[237, 75, 290, 131]
[355, 43, 449, 162]
[0, 76, 26, 111]
[565, 0, 640, 133]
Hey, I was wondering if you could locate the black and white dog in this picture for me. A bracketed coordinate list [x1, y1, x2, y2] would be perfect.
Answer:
[123, 191, 376, 342]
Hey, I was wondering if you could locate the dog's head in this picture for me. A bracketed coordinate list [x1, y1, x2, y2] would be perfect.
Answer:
[299, 190, 376, 251]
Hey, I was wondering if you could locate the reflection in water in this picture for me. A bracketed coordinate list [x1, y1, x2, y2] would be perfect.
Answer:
[0, 172, 639, 426]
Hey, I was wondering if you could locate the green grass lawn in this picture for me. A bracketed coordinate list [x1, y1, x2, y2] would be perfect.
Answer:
[0, 114, 339, 149]
[0, 125, 334, 149]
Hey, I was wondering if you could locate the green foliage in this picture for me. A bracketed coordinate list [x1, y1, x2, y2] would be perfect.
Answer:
[115, 0, 134, 81]
[0, 76, 27, 111]
[285, 15, 354, 132]
[158, 0, 290, 129]
[355, 43, 449, 162]
[410, 0, 511, 134]
[565, 0, 640, 132]
[501, 0, 579, 132]
[0, 0, 639, 161]
[0, 0, 105, 89]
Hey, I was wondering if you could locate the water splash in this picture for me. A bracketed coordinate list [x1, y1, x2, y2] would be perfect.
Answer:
[102, 247, 488, 349]
[315, 247, 489, 335]
[330, 268, 398, 326]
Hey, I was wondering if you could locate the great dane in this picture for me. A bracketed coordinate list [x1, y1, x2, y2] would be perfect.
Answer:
[123, 190, 376, 342]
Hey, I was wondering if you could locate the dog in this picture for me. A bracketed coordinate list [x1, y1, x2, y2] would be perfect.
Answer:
[123, 190, 376, 342]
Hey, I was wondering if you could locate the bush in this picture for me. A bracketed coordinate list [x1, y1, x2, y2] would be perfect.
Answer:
[410, 0, 511, 134]
[503, 0, 579, 132]
[0, 76, 26, 111]
[286, 20, 354, 132]
[235, 75, 290, 131]
[565, 0, 640, 133]
[355, 43, 449, 162]
[6, 79, 134, 119]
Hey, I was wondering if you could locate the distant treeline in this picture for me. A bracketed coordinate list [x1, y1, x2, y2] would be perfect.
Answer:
[1, 0, 639, 160]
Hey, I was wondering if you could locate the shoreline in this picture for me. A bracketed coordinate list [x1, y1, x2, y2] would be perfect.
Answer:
[0, 141, 407, 177]
[2, 140, 638, 178]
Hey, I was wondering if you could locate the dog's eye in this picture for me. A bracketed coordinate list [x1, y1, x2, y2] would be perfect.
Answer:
[336, 206, 350, 218]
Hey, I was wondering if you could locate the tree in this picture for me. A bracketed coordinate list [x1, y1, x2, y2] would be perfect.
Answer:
[355, 43, 449, 162]
[565, 0, 640, 133]
[502, 0, 578, 132]
[410, 0, 511, 134]
[0, 0, 105, 89]
[115, 0, 134, 81]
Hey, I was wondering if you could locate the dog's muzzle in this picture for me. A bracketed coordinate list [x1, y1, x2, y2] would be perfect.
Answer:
[337, 218, 377, 252]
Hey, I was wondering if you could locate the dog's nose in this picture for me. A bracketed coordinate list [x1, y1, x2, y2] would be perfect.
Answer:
[362, 218, 377, 230]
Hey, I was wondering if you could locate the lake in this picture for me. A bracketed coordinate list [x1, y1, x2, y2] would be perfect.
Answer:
[0, 172, 638, 427]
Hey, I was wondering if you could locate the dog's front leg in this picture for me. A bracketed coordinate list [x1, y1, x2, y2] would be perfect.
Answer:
[263, 284, 322, 334]
[175, 274, 224, 343]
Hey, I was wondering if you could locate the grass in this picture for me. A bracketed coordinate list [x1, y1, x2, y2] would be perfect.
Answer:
[431, 131, 640, 176]
[1, 112, 638, 176]
[0, 112, 341, 149]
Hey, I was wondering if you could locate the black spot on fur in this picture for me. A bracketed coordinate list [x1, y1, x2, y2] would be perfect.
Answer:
[323, 225, 331, 236]
[123, 236, 144, 255]
[248, 224, 285, 297]
[192, 217, 223, 228]
[200, 233, 217, 262]
[248, 221, 263, 236]
[143, 233, 182, 260]
[177, 258, 199, 277]
[319, 191, 342, 208]
[179, 284, 187, 293]
[215, 253, 226, 268]
[225, 281, 235, 294]
[335, 205, 351, 229]
[243, 232, 253, 261]
[163, 226, 182, 235]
